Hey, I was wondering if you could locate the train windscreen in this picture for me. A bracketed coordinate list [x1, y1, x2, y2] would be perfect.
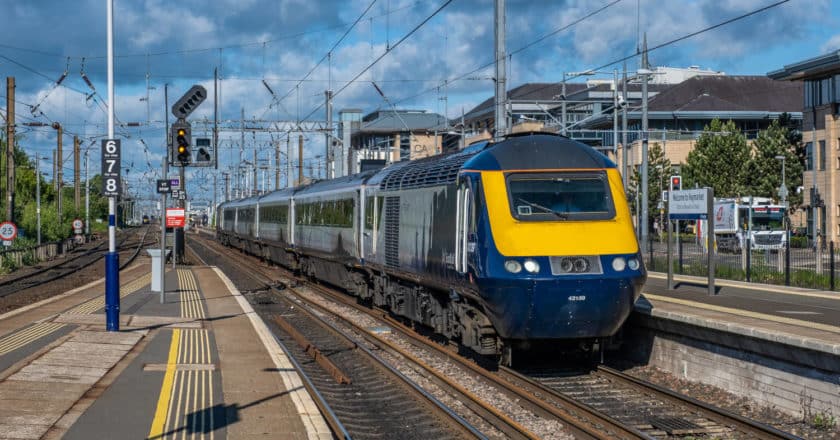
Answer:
[506, 172, 615, 221]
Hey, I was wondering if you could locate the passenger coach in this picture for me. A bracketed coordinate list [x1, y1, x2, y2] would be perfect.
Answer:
[217, 133, 646, 364]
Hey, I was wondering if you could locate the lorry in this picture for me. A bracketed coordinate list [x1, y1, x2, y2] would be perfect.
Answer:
[707, 197, 787, 252]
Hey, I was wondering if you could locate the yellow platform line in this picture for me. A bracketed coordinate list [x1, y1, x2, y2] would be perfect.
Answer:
[177, 269, 205, 320]
[643, 293, 840, 335]
[154, 328, 213, 439]
[149, 328, 181, 439]
[66, 274, 151, 314]
[0, 322, 66, 356]
[1, 273, 152, 359]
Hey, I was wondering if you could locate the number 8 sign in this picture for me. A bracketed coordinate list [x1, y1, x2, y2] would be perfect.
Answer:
[101, 139, 121, 197]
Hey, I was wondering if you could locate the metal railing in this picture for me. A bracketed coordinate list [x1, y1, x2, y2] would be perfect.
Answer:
[0, 238, 83, 270]
[645, 235, 840, 291]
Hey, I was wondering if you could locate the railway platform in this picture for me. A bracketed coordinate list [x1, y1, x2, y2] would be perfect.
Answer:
[631, 271, 840, 416]
[0, 258, 331, 440]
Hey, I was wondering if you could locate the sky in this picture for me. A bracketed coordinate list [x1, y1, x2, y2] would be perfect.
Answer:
[1, 0, 838, 214]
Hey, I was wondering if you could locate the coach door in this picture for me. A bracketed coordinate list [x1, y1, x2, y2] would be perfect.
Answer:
[455, 181, 473, 274]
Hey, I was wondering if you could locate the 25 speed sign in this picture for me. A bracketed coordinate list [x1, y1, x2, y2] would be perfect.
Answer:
[101, 139, 121, 197]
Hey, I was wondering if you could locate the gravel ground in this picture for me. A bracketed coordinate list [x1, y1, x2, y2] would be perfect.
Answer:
[619, 363, 839, 440]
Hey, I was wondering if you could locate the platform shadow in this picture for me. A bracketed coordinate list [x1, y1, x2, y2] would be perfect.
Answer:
[146, 387, 303, 439]
[672, 281, 722, 294]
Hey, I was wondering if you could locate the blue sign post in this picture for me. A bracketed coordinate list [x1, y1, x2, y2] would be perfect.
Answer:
[105, 0, 119, 331]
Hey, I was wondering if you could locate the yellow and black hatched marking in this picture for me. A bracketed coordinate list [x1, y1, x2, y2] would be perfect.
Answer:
[0, 322, 66, 357]
[66, 273, 152, 315]
[0, 274, 150, 357]
[177, 269, 206, 320]
[148, 328, 216, 440]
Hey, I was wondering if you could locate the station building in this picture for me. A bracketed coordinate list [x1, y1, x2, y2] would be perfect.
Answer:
[581, 75, 803, 174]
[770, 51, 840, 242]
[339, 109, 458, 175]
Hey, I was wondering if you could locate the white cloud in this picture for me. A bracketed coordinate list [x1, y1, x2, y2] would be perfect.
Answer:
[821, 34, 840, 53]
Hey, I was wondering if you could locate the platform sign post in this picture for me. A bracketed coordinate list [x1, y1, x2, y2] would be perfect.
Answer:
[668, 188, 715, 294]
[707, 188, 715, 296]
[103, 0, 120, 332]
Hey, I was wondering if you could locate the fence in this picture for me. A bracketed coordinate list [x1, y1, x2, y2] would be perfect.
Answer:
[644, 235, 840, 291]
[0, 238, 82, 270]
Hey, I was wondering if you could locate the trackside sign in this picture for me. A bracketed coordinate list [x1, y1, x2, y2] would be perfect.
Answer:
[668, 189, 710, 220]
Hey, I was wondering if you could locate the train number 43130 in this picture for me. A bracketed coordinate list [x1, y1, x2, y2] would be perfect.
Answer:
[568, 295, 587, 301]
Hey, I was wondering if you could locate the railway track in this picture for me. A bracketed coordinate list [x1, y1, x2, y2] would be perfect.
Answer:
[0, 226, 154, 298]
[188, 236, 491, 440]
[188, 233, 800, 439]
[500, 365, 799, 440]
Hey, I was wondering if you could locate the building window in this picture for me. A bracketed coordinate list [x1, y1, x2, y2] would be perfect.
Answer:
[805, 142, 813, 171]
[819, 140, 826, 170]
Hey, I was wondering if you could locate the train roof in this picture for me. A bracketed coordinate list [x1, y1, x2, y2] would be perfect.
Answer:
[221, 195, 260, 209]
[366, 141, 490, 191]
[464, 132, 616, 171]
[293, 170, 378, 196]
[257, 186, 296, 204]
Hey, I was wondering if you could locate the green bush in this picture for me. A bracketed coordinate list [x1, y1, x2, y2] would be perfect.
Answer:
[1, 254, 18, 272]
[790, 236, 809, 248]
[810, 412, 837, 430]
[21, 251, 37, 266]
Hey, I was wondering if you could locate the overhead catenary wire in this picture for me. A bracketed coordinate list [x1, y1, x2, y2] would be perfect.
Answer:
[300, 0, 456, 123]
[442, 0, 793, 112]
[259, 0, 378, 121]
[394, 0, 791, 111]
[0, 1, 423, 62]
[392, 0, 624, 108]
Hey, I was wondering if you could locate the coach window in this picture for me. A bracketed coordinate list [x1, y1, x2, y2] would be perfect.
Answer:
[365, 197, 375, 229]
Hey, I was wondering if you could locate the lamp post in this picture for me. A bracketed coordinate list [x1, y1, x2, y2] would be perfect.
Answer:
[656, 164, 664, 242]
[561, 70, 597, 136]
[775, 155, 788, 231]
[775, 155, 787, 207]
[561, 72, 567, 135]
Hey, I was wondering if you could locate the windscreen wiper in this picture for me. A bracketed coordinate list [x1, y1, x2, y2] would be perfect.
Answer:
[516, 198, 568, 219]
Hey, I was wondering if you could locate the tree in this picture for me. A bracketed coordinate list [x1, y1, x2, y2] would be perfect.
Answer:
[682, 119, 750, 198]
[746, 120, 804, 209]
[629, 142, 672, 233]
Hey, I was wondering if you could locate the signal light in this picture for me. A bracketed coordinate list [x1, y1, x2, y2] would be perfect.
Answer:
[670, 175, 682, 191]
[171, 122, 191, 166]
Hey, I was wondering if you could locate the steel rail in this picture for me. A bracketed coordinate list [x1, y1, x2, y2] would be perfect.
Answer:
[596, 365, 800, 440]
[188, 237, 486, 440]
[0, 225, 153, 297]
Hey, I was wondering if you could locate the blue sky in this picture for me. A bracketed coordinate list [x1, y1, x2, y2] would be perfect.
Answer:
[0, 0, 837, 211]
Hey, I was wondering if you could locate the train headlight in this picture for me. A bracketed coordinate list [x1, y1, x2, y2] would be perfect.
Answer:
[560, 258, 574, 273]
[573, 257, 589, 272]
[523, 259, 540, 273]
[628, 257, 640, 270]
[611, 257, 627, 272]
[504, 260, 522, 273]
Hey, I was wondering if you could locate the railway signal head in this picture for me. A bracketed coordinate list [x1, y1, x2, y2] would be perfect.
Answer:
[670, 175, 681, 192]
[172, 122, 191, 166]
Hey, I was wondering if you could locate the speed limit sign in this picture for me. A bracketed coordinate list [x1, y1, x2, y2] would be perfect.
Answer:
[0, 221, 17, 245]
[101, 139, 121, 197]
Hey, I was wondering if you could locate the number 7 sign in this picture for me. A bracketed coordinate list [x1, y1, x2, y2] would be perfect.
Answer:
[101, 139, 121, 197]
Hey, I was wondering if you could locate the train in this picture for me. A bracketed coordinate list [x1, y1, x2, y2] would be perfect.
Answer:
[217, 132, 646, 364]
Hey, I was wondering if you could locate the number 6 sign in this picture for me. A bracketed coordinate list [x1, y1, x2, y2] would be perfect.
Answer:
[101, 139, 121, 197]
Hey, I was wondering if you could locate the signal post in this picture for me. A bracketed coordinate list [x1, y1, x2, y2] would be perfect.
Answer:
[168, 86, 208, 265]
